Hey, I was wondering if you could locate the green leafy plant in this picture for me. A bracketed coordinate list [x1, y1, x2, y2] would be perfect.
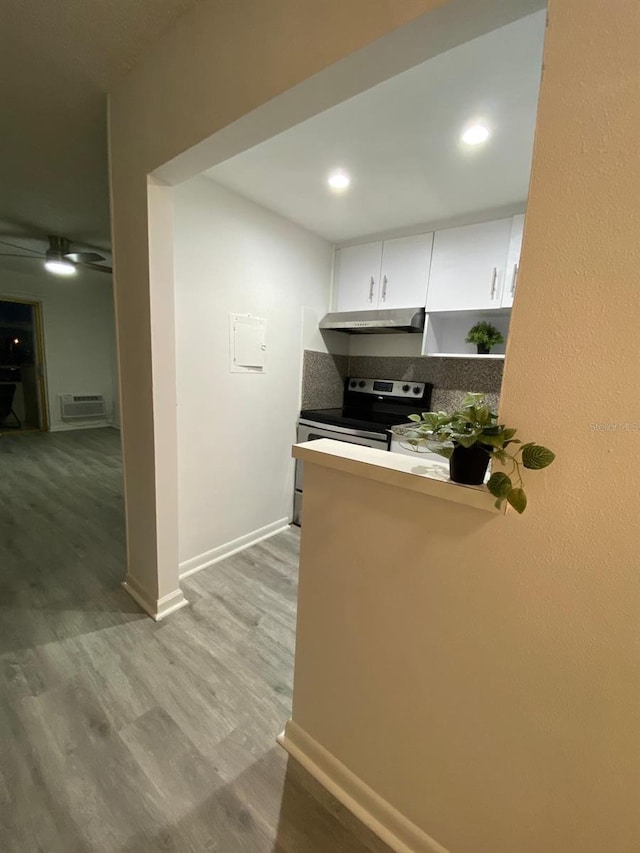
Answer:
[465, 321, 504, 350]
[396, 393, 555, 513]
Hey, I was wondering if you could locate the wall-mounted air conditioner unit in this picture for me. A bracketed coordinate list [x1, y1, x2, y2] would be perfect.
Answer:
[60, 394, 107, 420]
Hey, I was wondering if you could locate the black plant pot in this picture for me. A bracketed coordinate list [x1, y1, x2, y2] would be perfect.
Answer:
[476, 343, 490, 355]
[449, 444, 491, 485]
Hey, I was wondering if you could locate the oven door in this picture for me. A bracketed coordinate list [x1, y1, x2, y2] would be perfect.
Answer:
[295, 420, 389, 493]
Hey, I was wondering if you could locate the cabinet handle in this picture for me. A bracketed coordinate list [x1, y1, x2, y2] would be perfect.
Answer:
[490, 267, 498, 300]
[369, 277, 375, 302]
[510, 263, 519, 295]
[382, 275, 388, 302]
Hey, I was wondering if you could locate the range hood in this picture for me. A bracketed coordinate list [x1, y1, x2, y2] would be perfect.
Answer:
[319, 307, 425, 334]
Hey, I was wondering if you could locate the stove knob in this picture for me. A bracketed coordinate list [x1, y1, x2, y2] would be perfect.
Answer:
[350, 380, 357, 388]
[412, 386, 421, 394]
[402, 384, 410, 393]
[358, 380, 366, 388]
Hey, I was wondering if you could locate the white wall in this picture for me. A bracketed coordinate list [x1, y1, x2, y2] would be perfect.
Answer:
[174, 176, 333, 570]
[0, 266, 118, 431]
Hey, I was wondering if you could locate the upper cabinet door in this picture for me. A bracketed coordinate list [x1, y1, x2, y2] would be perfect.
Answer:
[426, 219, 512, 312]
[379, 233, 434, 309]
[334, 242, 383, 312]
[501, 214, 525, 308]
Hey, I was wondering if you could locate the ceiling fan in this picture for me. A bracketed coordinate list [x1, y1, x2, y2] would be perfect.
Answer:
[0, 235, 112, 276]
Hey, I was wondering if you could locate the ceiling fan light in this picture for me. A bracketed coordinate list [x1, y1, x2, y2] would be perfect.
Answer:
[44, 235, 76, 276]
[44, 252, 76, 276]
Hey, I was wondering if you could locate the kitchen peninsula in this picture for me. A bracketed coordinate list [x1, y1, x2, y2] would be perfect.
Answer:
[279, 437, 503, 852]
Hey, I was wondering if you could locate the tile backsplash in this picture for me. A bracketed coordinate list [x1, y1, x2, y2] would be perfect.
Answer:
[301, 351, 348, 409]
[302, 350, 503, 413]
[348, 355, 503, 412]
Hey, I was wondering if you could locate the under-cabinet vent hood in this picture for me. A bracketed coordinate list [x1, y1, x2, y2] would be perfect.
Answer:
[319, 307, 425, 334]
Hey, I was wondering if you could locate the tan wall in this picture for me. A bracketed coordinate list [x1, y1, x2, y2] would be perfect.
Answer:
[109, 0, 640, 847]
[291, 2, 640, 851]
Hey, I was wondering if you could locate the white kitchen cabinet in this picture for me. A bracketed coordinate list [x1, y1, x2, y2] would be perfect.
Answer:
[501, 214, 525, 308]
[334, 233, 433, 312]
[425, 218, 512, 312]
[378, 233, 434, 309]
[334, 242, 383, 312]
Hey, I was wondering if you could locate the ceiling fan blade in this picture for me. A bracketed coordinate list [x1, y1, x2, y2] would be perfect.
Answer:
[65, 251, 105, 264]
[0, 238, 43, 256]
[0, 253, 42, 259]
[81, 262, 113, 274]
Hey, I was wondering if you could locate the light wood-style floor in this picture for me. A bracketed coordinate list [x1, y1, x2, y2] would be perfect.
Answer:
[0, 428, 389, 853]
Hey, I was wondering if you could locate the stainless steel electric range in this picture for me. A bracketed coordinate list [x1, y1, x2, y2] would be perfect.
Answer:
[293, 377, 433, 525]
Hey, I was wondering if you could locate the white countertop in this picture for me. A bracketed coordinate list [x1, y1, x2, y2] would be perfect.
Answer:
[293, 439, 502, 514]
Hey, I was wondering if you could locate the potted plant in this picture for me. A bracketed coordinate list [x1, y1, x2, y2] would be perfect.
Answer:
[391, 393, 554, 513]
[465, 321, 504, 354]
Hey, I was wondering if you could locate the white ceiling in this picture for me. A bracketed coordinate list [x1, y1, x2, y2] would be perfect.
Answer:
[0, 0, 201, 273]
[206, 11, 546, 244]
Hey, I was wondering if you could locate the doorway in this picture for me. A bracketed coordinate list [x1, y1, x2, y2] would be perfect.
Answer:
[0, 297, 48, 431]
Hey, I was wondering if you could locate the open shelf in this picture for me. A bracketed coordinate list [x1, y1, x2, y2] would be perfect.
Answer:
[424, 352, 505, 359]
[422, 308, 511, 358]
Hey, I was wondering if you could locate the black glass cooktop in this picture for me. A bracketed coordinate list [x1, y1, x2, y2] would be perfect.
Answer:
[299, 408, 412, 434]
[299, 378, 432, 437]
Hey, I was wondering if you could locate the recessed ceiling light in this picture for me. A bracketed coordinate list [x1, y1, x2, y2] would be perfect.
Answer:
[327, 170, 351, 192]
[461, 123, 491, 146]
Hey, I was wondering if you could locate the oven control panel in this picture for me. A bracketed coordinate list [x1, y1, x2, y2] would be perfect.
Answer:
[346, 378, 427, 398]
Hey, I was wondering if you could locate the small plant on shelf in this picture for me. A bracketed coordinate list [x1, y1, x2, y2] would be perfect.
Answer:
[390, 393, 555, 513]
[465, 321, 504, 354]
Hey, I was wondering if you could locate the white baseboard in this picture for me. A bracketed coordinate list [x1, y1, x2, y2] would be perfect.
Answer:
[49, 421, 110, 432]
[278, 720, 449, 853]
[179, 517, 290, 580]
[121, 577, 189, 621]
